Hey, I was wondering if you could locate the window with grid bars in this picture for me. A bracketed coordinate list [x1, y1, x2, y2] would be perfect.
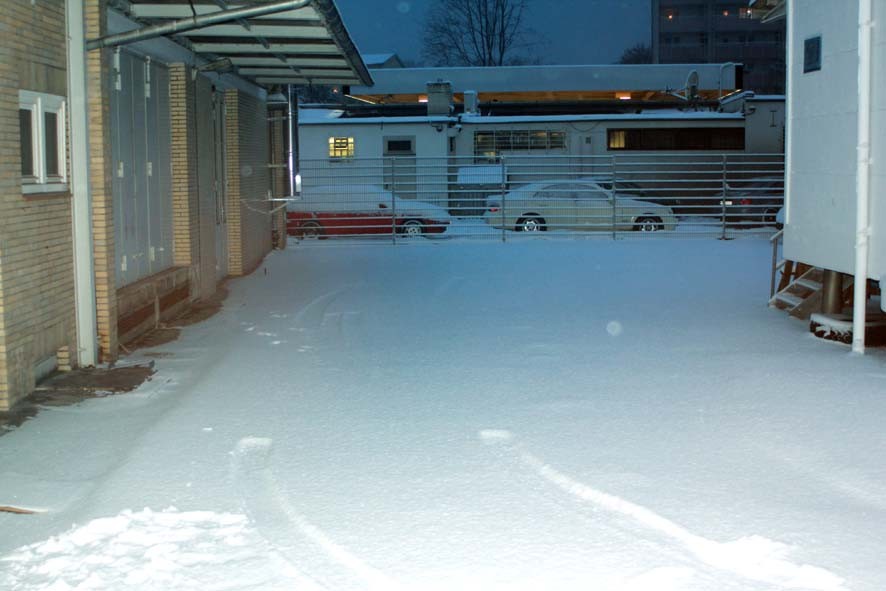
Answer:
[328, 136, 355, 159]
[473, 129, 566, 159]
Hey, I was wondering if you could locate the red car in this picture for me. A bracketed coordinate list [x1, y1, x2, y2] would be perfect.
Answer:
[286, 185, 451, 238]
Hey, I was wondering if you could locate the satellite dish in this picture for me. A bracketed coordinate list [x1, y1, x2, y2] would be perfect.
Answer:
[686, 70, 699, 101]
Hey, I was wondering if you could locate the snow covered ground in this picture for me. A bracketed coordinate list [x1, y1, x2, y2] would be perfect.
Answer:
[2, 237, 885, 591]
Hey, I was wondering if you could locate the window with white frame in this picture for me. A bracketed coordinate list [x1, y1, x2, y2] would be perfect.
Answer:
[328, 136, 355, 159]
[19, 90, 67, 194]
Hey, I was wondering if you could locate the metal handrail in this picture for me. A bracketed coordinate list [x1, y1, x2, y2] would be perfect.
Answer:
[770, 228, 785, 298]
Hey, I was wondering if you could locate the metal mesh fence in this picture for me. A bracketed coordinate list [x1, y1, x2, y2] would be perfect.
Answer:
[286, 154, 784, 243]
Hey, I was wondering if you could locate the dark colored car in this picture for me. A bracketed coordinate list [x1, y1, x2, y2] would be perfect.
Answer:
[720, 179, 784, 226]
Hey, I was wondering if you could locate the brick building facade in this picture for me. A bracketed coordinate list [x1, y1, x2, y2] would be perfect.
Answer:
[0, 0, 276, 411]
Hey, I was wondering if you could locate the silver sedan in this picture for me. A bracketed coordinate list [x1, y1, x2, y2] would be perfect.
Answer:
[483, 179, 678, 233]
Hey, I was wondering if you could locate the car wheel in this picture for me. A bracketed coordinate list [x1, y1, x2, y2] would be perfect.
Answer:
[634, 216, 663, 232]
[400, 219, 424, 237]
[516, 216, 546, 232]
[299, 221, 323, 239]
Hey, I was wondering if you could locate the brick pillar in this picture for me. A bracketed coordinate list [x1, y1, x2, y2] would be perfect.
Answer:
[169, 65, 199, 275]
[224, 89, 244, 276]
[225, 89, 272, 277]
[85, 0, 118, 362]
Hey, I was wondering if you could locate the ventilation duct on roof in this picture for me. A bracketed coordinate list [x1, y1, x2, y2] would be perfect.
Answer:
[427, 80, 452, 116]
[463, 90, 479, 114]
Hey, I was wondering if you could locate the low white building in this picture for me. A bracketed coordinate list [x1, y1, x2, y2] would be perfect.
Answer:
[755, 0, 884, 350]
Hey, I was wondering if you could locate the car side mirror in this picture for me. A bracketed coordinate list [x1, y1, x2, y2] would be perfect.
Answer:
[378, 203, 388, 209]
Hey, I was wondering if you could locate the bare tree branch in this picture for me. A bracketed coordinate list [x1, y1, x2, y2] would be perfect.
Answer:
[422, 0, 540, 67]
[618, 43, 653, 64]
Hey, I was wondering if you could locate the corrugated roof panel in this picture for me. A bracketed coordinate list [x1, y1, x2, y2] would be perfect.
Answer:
[118, 0, 372, 88]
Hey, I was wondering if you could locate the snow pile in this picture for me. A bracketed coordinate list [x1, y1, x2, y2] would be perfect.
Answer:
[0, 508, 298, 591]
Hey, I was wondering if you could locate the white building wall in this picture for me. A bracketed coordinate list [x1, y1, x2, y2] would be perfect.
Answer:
[870, 1, 886, 286]
[299, 121, 448, 162]
[783, 0, 882, 279]
[744, 99, 786, 153]
[298, 121, 450, 204]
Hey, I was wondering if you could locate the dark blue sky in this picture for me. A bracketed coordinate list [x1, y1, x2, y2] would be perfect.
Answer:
[335, 0, 652, 66]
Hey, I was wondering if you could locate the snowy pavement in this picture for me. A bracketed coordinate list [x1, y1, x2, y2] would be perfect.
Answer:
[2, 238, 885, 591]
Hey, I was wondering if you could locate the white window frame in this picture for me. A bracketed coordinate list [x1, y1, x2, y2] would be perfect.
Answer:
[20, 90, 68, 195]
[328, 136, 355, 160]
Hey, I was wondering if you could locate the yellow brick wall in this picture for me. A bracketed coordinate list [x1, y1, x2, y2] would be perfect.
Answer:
[225, 89, 273, 276]
[169, 65, 199, 273]
[0, 0, 76, 410]
[85, 0, 117, 362]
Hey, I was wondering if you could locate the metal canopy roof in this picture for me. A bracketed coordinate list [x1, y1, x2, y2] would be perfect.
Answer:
[103, 0, 372, 88]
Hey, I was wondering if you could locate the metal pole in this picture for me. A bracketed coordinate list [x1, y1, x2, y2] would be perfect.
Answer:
[286, 84, 296, 197]
[500, 156, 507, 242]
[611, 155, 617, 241]
[86, 0, 310, 50]
[66, 0, 98, 367]
[821, 270, 844, 315]
[852, 0, 873, 353]
[391, 157, 397, 245]
[720, 154, 728, 240]
[769, 230, 782, 299]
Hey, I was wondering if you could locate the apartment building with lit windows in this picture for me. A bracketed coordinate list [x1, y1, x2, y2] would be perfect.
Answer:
[651, 0, 786, 93]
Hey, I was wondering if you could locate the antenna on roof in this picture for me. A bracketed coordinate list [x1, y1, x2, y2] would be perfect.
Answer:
[665, 69, 701, 104]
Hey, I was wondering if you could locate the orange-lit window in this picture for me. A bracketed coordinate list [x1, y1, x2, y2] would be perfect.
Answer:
[608, 130, 627, 149]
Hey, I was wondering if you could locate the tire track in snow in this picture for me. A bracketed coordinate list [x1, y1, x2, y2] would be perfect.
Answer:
[479, 430, 848, 591]
[432, 275, 465, 302]
[293, 286, 358, 330]
[231, 437, 401, 591]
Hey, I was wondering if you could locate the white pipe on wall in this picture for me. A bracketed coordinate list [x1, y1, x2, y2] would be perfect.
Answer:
[784, 0, 795, 230]
[66, 0, 98, 367]
[853, 0, 873, 353]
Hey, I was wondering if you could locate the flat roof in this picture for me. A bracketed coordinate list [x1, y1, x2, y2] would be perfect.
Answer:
[118, 0, 372, 88]
[299, 109, 745, 126]
[348, 63, 740, 98]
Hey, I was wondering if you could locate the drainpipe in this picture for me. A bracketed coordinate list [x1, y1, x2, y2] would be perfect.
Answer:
[853, 0, 873, 353]
[66, 0, 98, 367]
[287, 84, 296, 197]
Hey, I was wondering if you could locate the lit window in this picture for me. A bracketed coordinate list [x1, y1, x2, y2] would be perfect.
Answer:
[19, 90, 67, 194]
[608, 130, 627, 149]
[328, 136, 355, 159]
